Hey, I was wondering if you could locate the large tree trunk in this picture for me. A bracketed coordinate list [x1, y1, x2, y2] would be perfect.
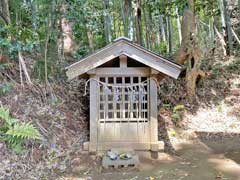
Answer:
[103, 0, 112, 44]
[174, 0, 205, 98]
[0, 0, 11, 24]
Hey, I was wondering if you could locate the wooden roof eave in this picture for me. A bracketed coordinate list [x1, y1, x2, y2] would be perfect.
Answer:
[65, 39, 182, 80]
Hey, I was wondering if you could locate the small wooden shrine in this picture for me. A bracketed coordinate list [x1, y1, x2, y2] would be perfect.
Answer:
[66, 37, 182, 153]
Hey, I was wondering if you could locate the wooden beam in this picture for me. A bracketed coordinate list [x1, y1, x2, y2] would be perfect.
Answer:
[122, 44, 181, 79]
[66, 38, 182, 80]
[119, 54, 127, 68]
[93, 67, 150, 76]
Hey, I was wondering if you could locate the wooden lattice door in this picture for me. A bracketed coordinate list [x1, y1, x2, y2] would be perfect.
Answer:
[97, 76, 150, 147]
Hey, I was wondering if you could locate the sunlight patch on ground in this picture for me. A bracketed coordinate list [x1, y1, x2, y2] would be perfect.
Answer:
[208, 156, 240, 179]
[184, 102, 240, 133]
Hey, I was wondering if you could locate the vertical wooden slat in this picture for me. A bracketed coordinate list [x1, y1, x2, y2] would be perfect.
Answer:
[113, 76, 117, 141]
[149, 77, 158, 151]
[130, 76, 133, 119]
[89, 75, 98, 152]
[113, 77, 117, 119]
[122, 77, 126, 119]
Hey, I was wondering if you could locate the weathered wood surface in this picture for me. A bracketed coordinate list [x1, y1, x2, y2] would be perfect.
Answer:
[66, 38, 182, 80]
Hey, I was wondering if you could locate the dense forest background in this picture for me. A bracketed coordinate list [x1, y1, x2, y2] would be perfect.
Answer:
[0, 0, 239, 86]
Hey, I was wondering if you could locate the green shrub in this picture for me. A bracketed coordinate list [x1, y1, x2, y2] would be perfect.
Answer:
[171, 113, 181, 124]
[0, 83, 13, 96]
[211, 63, 222, 76]
[172, 104, 185, 125]
[0, 107, 41, 153]
[173, 104, 185, 113]
[168, 129, 177, 137]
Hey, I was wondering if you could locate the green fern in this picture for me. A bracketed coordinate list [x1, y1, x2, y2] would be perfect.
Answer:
[6, 122, 41, 140]
[0, 107, 19, 126]
[0, 106, 41, 153]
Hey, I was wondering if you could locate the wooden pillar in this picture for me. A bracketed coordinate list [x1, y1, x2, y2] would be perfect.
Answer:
[89, 75, 98, 153]
[149, 76, 158, 152]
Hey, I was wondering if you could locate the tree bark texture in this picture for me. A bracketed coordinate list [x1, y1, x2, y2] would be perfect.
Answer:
[0, 0, 11, 24]
[135, 0, 143, 45]
[103, 0, 112, 44]
[159, 15, 166, 42]
[174, 0, 205, 98]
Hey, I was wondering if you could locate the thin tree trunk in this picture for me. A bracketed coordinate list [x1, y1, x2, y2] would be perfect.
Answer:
[135, 0, 143, 45]
[44, 1, 55, 84]
[209, 16, 215, 50]
[122, 0, 134, 39]
[218, 0, 232, 55]
[30, 0, 40, 50]
[120, 0, 128, 37]
[58, 10, 65, 64]
[219, 0, 226, 31]
[87, 30, 94, 52]
[143, 6, 149, 48]
[147, 4, 154, 49]
[159, 15, 166, 42]
[44, 29, 50, 84]
[231, 27, 240, 45]
[224, 0, 233, 55]
[167, 16, 173, 54]
[19, 55, 23, 86]
[103, 0, 112, 44]
[214, 26, 227, 56]
[113, 14, 116, 39]
[127, 0, 134, 40]
[176, 6, 182, 45]
[18, 51, 32, 85]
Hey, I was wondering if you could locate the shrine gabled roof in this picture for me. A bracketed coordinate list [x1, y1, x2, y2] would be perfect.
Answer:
[65, 37, 182, 80]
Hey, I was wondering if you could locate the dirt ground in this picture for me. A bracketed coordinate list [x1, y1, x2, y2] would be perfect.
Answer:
[57, 137, 240, 180]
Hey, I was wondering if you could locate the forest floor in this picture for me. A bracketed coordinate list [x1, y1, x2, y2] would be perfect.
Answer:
[0, 55, 240, 179]
[58, 137, 240, 180]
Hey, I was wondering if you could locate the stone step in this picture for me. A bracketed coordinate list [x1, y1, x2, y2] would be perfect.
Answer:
[102, 153, 139, 169]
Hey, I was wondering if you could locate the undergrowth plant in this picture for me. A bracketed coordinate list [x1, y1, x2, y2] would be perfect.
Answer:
[171, 104, 185, 125]
[0, 107, 41, 153]
[0, 83, 13, 96]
